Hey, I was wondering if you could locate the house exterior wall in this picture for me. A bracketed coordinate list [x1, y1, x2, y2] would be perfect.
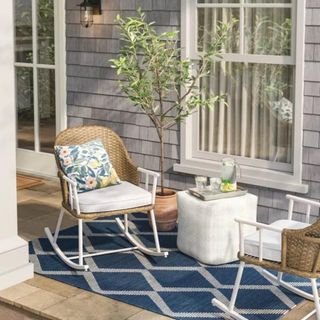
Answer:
[66, 0, 320, 223]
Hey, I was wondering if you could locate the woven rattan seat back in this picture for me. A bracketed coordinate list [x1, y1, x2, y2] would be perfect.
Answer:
[281, 219, 320, 276]
[54, 125, 139, 185]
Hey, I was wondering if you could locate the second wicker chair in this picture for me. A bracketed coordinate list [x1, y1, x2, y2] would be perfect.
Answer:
[213, 194, 320, 320]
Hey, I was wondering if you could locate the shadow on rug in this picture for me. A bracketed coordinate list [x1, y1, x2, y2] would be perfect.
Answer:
[29, 213, 311, 320]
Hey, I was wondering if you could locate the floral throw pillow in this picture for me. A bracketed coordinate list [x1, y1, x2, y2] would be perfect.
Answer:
[54, 139, 120, 193]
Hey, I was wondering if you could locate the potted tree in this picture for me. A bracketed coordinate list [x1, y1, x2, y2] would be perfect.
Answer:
[110, 10, 230, 231]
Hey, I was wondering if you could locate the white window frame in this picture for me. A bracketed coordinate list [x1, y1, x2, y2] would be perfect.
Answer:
[174, 0, 308, 193]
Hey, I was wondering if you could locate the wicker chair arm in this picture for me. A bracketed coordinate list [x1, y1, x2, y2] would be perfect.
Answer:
[282, 224, 320, 274]
[57, 170, 69, 205]
[137, 167, 160, 178]
[62, 174, 77, 187]
[286, 194, 320, 223]
[138, 167, 159, 204]
[235, 219, 283, 232]
[235, 218, 282, 258]
[286, 194, 320, 208]
[57, 171, 81, 214]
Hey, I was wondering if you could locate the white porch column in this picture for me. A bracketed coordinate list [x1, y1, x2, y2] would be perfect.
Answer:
[0, 1, 33, 290]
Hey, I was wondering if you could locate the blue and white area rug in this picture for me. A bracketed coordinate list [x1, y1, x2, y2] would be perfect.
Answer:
[29, 213, 310, 320]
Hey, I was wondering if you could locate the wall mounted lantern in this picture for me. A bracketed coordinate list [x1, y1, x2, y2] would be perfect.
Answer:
[79, 0, 101, 28]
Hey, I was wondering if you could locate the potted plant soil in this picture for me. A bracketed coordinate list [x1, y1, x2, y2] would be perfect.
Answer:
[110, 10, 231, 231]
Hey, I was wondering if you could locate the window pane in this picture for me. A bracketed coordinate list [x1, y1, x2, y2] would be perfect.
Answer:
[15, 0, 33, 63]
[199, 62, 294, 164]
[16, 67, 34, 150]
[37, 0, 55, 65]
[198, 8, 240, 53]
[198, 0, 240, 3]
[38, 69, 56, 153]
[245, 8, 291, 55]
[246, 1, 291, 3]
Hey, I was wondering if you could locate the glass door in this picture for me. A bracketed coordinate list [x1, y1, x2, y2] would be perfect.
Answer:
[14, 0, 65, 176]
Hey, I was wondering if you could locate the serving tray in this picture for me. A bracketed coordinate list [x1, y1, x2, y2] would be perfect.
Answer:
[188, 186, 247, 201]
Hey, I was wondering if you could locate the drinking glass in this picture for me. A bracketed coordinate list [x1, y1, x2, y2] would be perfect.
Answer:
[210, 177, 221, 192]
[195, 176, 207, 191]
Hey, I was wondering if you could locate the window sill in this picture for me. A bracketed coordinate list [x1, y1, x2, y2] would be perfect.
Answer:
[174, 160, 309, 194]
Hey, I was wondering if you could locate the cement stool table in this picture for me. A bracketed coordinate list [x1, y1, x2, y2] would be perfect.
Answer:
[177, 191, 257, 265]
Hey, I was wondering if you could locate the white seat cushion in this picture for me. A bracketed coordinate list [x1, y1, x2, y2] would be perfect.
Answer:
[76, 181, 152, 213]
[244, 219, 310, 262]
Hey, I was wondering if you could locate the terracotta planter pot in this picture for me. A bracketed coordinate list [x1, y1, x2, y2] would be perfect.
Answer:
[150, 188, 178, 232]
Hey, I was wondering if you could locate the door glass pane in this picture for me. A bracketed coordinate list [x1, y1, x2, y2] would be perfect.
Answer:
[37, 0, 55, 65]
[198, 8, 240, 53]
[38, 69, 56, 153]
[245, 8, 292, 55]
[15, 0, 33, 63]
[16, 67, 34, 150]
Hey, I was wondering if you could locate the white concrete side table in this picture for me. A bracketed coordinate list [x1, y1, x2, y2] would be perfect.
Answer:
[177, 191, 257, 265]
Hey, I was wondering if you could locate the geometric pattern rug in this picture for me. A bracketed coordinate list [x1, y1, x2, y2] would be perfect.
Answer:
[29, 213, 312, 320]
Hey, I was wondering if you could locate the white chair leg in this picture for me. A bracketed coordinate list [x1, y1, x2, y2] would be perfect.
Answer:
[124, 214, 129, 233]
[301, 310, 317, 320]
[277, 271, 283, 283]
[311, 278, 320, 320]
[263, 270, 315, 300]
[78, 219, 84, 267]
[229, 261, 245, 311]
[46, 209, 168, 271]
[212, 261, 247, 320]
[149, 209, 161, 253]
[44, 208, 89, 271]
[115, 216, 168, 257]
[53, 208, 64, 243]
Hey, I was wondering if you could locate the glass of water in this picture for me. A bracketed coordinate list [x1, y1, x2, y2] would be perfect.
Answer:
[210, 177, 221, 192]
[195, 176, 207, 191]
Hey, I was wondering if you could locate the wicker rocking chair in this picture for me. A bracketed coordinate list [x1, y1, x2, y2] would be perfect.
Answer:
[213, 194, 320, 320]
[45, 125, 168, 271]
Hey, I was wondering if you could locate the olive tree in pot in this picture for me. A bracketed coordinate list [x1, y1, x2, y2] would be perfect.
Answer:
[110, 11, 230, 231]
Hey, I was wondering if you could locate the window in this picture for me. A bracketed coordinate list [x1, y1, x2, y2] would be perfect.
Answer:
[175, 0, 307, 193]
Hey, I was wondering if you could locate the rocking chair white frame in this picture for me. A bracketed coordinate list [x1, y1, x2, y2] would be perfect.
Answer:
[213, 195, 320, 320]
[45, 126, 168, 271]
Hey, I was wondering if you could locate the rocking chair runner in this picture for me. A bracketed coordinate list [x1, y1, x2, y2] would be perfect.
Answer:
[45, 125, 168, 271]
[213, 194, 320, 320]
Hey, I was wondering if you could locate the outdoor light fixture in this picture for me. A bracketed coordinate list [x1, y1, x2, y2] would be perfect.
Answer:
[79, 0, 101, 28]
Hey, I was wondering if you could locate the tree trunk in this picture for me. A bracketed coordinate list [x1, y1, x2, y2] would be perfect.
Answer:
[159, 128, 165, 195]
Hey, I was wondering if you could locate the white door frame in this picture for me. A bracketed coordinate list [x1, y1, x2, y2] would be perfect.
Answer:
[0, 0, 33, 290]
[16, 0, 66, 178]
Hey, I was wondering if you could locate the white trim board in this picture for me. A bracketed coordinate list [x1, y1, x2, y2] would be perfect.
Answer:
[0, 0, 33, 290]
[174, 162, 308, 193]
[16, 148, 57, 178]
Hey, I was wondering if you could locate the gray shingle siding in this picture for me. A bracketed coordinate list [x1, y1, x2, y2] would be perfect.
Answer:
[302, 1, 320, 222]
[66, 0, 320, 223]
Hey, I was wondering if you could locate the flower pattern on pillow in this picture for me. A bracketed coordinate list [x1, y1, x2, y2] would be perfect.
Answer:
[54, 139, 120, 193]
